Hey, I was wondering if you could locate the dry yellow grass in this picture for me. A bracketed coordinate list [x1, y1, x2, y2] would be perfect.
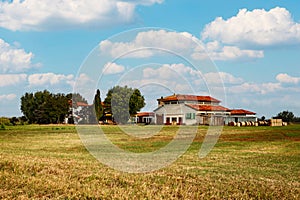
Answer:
[0, 125, 299, 199]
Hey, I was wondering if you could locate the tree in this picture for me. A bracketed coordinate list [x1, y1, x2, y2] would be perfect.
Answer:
[20, 90, 51, 124]
[20, 92, 35, 124]
[129, 89, 145, 115]
[275, 110, 295, 123]
[104, 86, 145, 124]
[9, 117, 19, 126]
[20, 90, 70, 124]
[52, 93, 70, 123]
[294, 117, 300, 123]
[93, 89, 103, 121]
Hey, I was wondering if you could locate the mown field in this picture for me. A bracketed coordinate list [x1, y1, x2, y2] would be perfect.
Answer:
[0, 124, 299, 199]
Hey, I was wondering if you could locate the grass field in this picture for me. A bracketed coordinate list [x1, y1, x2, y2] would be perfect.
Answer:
[0, 124, 299, 199]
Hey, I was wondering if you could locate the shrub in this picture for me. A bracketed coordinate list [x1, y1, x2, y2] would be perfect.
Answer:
[0, 123, 5, 130]
[0, 117, 10, 126]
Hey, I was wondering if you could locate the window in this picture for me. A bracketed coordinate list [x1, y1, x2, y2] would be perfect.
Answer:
[186, 113, 195, 119]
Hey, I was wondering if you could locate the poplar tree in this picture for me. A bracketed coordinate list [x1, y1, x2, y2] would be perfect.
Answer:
[93, 89, 103, 121]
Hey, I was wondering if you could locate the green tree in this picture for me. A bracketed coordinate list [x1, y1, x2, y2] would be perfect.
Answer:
[104, 86, 145, 124]
[52, 93, 70, 123]
[275, 110, 295, 123]
[93, 89, 103, 121]
[33, 90, 52, 124]
[129, 89, 145, 115]
[294, 117, 300, 123]
[20, 92, 35, 123]
[20, 90, 70, 124]
[9, 117, 19, 126]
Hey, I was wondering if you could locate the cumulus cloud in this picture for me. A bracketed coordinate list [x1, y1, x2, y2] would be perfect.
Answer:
[192, 41, 264, 61]
[99, 30, 199, 58]
[223, 72, 300, 97]
[0, 39, 36, 73]
[141, 63, 243, 97]
[201, 7, 300, 47]
[0, 74, 27, 87]
[0, 0, 163, 31]
[72, 73, 96, 103]
[100, 29, 264, 61]
[0, 94, 17, 101]
[276, 73, 300, 84]
[103, 62, 125, 75]
[119, 63, 204, 95]
[142, 63, 244, 86]
[227, 81, 284, 95]
[211, 46, 264, 60]
[28, 73, 74, 87]
[143, 63, 202, 80]
[204, 72, 243, 85]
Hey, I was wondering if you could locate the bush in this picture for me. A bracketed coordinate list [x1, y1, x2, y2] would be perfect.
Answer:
[0, 124, 5, 130]
[0, 117, 10, 126]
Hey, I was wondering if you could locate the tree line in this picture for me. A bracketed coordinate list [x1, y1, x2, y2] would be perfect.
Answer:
[18, 85, 145, 125]
[20, 90, 87, 124]
[273, 110, 300, 123]
[2, 87, 299, 126]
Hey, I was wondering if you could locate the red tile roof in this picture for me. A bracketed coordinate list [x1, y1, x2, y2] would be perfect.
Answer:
[187, 106, 256, 114]
[230, 109, 256, 115]
[186, 104, 229, 111]
[158, 94, 221, 103]
[68, 100, 90, 107]
[76, 102, 89, 107]
[137, 112, 155, 117]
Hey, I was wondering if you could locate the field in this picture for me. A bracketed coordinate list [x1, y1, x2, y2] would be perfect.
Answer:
[0, 124, 299, 199]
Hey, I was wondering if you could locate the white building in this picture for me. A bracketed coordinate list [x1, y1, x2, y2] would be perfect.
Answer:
[132, 112, 155, 124]
[154, 94, 256, 125]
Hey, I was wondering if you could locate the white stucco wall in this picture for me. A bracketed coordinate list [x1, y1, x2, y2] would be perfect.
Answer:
[154, 104, 197, 125]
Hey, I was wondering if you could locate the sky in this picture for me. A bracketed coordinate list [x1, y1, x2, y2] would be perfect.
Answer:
[0, 0, 300, 118]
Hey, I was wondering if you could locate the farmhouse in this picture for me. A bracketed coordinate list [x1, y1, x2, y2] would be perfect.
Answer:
[153, 94, 256, 125]
[132, 112, 155, 124]
[224, 109, 257, 125]
[65, 100, 91, 124]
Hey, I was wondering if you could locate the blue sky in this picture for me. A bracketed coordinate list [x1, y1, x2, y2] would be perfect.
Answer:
[0, 0, 300, 118]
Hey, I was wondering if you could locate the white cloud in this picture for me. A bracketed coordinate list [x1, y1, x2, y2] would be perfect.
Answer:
[115, 63, 204, 95]
[201, 7, 300, 47]
[75, 73, 93, 84]
[212, 46, 264, 60]
[204, 72, 243, 85]
[276, 73, 300, 84]
[73, 73, 96, 103]
[100, 29, 264, 61]
[0, 39, 35, 73]
[0, 74, 27, 87]
[124, 0, 163, 6]
[120, 78, 195, 95]
[192, 41, 264, 61]
[99, 30, 199, 58]
[142, 63, 244, 87]
[143, 63, 202, 80]
[133, 30, 198, 51]
[227, 82, 283, 95]
[0, 93, 17, 101]
[28, 73, 74, 87]
[103, 62, 125, 75]
[99, 40, 154, 58]
[0, 0, 163, 31]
